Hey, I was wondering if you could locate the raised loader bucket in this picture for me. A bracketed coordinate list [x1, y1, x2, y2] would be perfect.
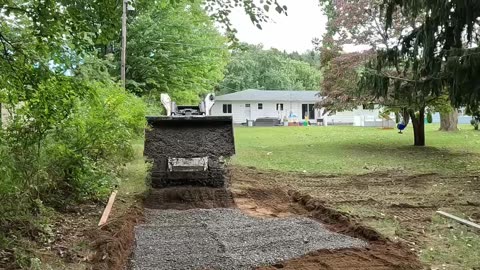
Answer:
[144, 116, 235, 188]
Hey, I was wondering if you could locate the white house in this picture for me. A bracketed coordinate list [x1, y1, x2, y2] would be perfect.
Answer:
[212, 90, 321, 124]
[211, 89, 393, 126]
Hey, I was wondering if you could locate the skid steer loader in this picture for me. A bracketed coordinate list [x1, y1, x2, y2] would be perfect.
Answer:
[144, 94, 235, 188]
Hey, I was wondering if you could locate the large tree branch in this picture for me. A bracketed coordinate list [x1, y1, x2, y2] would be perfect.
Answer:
[0, 32, 18, 74]
[370, 11, 389, 49]
[0, 32, 15, 50]
[365, 67, 446, 83]
[0, 5, 28, 14]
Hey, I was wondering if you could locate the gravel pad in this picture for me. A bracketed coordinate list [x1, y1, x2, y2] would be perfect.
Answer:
[131, 208, 366, 270]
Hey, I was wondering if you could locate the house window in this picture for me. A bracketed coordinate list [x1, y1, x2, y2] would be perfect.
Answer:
[245, 104, 251, 108]
[258, 103, 263, 110]
[363, 103, 375, 110]
[302, 104, 315, 120]
[276, 103, 284, 111]
[223, 104, 232, 114]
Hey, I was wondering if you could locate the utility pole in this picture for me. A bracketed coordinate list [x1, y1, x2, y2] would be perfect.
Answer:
[121, 0, 127, 88]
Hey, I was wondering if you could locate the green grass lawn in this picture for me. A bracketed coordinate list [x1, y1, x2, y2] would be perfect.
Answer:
[233, 124, 480, 175]
[233, 124, 480, 269]
[118, 138, 149, 196]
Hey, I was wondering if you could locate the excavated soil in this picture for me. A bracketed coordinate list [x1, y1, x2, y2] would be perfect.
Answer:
[231, 188, 422, 270]
[143, 187, 235, 210]
[90, 166, 432, 270]
[257, 245, 419, 270]
[130, 169, 423, 270]
[144, 119, 235, 159]
[230, 166, 480, 246]
[89, 206, 144, 270]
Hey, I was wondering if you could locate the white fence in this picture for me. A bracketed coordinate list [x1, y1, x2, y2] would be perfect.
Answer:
[354, 115, 396, 128]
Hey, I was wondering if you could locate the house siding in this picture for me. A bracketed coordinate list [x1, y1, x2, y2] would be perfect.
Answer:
[211, 90, 393, 126]
[327, 106, 385, 126]
[212, 100, 318, 124]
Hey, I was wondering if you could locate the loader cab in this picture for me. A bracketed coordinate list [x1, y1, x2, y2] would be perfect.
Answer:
[174, 105, 203, 116]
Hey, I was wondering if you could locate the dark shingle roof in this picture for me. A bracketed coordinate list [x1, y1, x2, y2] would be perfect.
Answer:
[215, 89, 322, 102]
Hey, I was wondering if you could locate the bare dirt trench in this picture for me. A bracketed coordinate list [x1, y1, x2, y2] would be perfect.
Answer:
[102, 167, 425, 270]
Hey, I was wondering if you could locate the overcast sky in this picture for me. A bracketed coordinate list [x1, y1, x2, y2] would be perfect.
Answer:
[229, 0, 327, 53]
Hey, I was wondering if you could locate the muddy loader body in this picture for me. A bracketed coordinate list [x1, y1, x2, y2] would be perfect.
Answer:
[144, 94, 235, 188]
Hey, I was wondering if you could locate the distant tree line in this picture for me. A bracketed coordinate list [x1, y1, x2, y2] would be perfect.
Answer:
[218, 44, 322, 94]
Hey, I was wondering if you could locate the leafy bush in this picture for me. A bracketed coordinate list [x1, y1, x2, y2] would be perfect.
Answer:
[469, 110, 480, 130]
[426, 112, 433, 123]
[46, 81, 146, 203]
[1, 53, 145, 202]
[0, 67, 146, 258]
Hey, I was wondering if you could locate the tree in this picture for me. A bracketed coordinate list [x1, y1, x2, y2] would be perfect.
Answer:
[319, 51, 375, 112]
[361, 1, 480, 146]
[318, 0, 405, 50]
[0, 0, 287, 94]
[317, 0, 412, 123]
[470, 109, 480, 130]
[219, 44, 322, 93]
[0, 1, 289, 267]
[201, 0, 287, 40]
[439, 109, 459, 131]
[288, 50, 322, 69]
[0, 0, 289, 194]
[430, 95, 459, 132]
[125, 0, 229, 104]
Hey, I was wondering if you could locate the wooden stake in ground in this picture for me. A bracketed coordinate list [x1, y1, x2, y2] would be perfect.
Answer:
[98, 190, 118, 226]
[436, 211, 480, 230]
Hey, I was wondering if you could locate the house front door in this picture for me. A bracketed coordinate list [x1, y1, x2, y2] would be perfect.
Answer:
[245, 104, 252, 120]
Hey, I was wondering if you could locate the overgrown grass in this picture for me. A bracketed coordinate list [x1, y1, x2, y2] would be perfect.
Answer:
[118, 139, 150, 197]
[233, 124, 480, 175]
[0, 139, 149, 270]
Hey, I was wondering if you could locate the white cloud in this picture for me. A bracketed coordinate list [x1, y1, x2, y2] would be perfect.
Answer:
[228, 0, 327, 53]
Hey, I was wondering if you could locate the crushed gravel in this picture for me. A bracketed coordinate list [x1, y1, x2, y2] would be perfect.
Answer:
[131, 208, 366, 270]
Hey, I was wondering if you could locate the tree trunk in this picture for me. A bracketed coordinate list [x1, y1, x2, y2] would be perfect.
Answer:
[409, 108, 426, 146]
[439, 110, 459, 131]
[401, 108, 410, 127]
[395, 112, 400, 123]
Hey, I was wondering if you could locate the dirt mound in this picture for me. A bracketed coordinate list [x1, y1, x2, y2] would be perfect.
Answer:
[251, 189, 424, 270]
[233, 187, 308, 217]
[288, 191, 386, 242]
[257, 244, 421, 270]
[144, 118, 235, 159]
[229, 179, 423, 270]
[87, 206, 143, 270]
[144, 187, 235, 210]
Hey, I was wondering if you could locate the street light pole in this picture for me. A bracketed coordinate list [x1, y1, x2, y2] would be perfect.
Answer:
[121, 0, 127, 88]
